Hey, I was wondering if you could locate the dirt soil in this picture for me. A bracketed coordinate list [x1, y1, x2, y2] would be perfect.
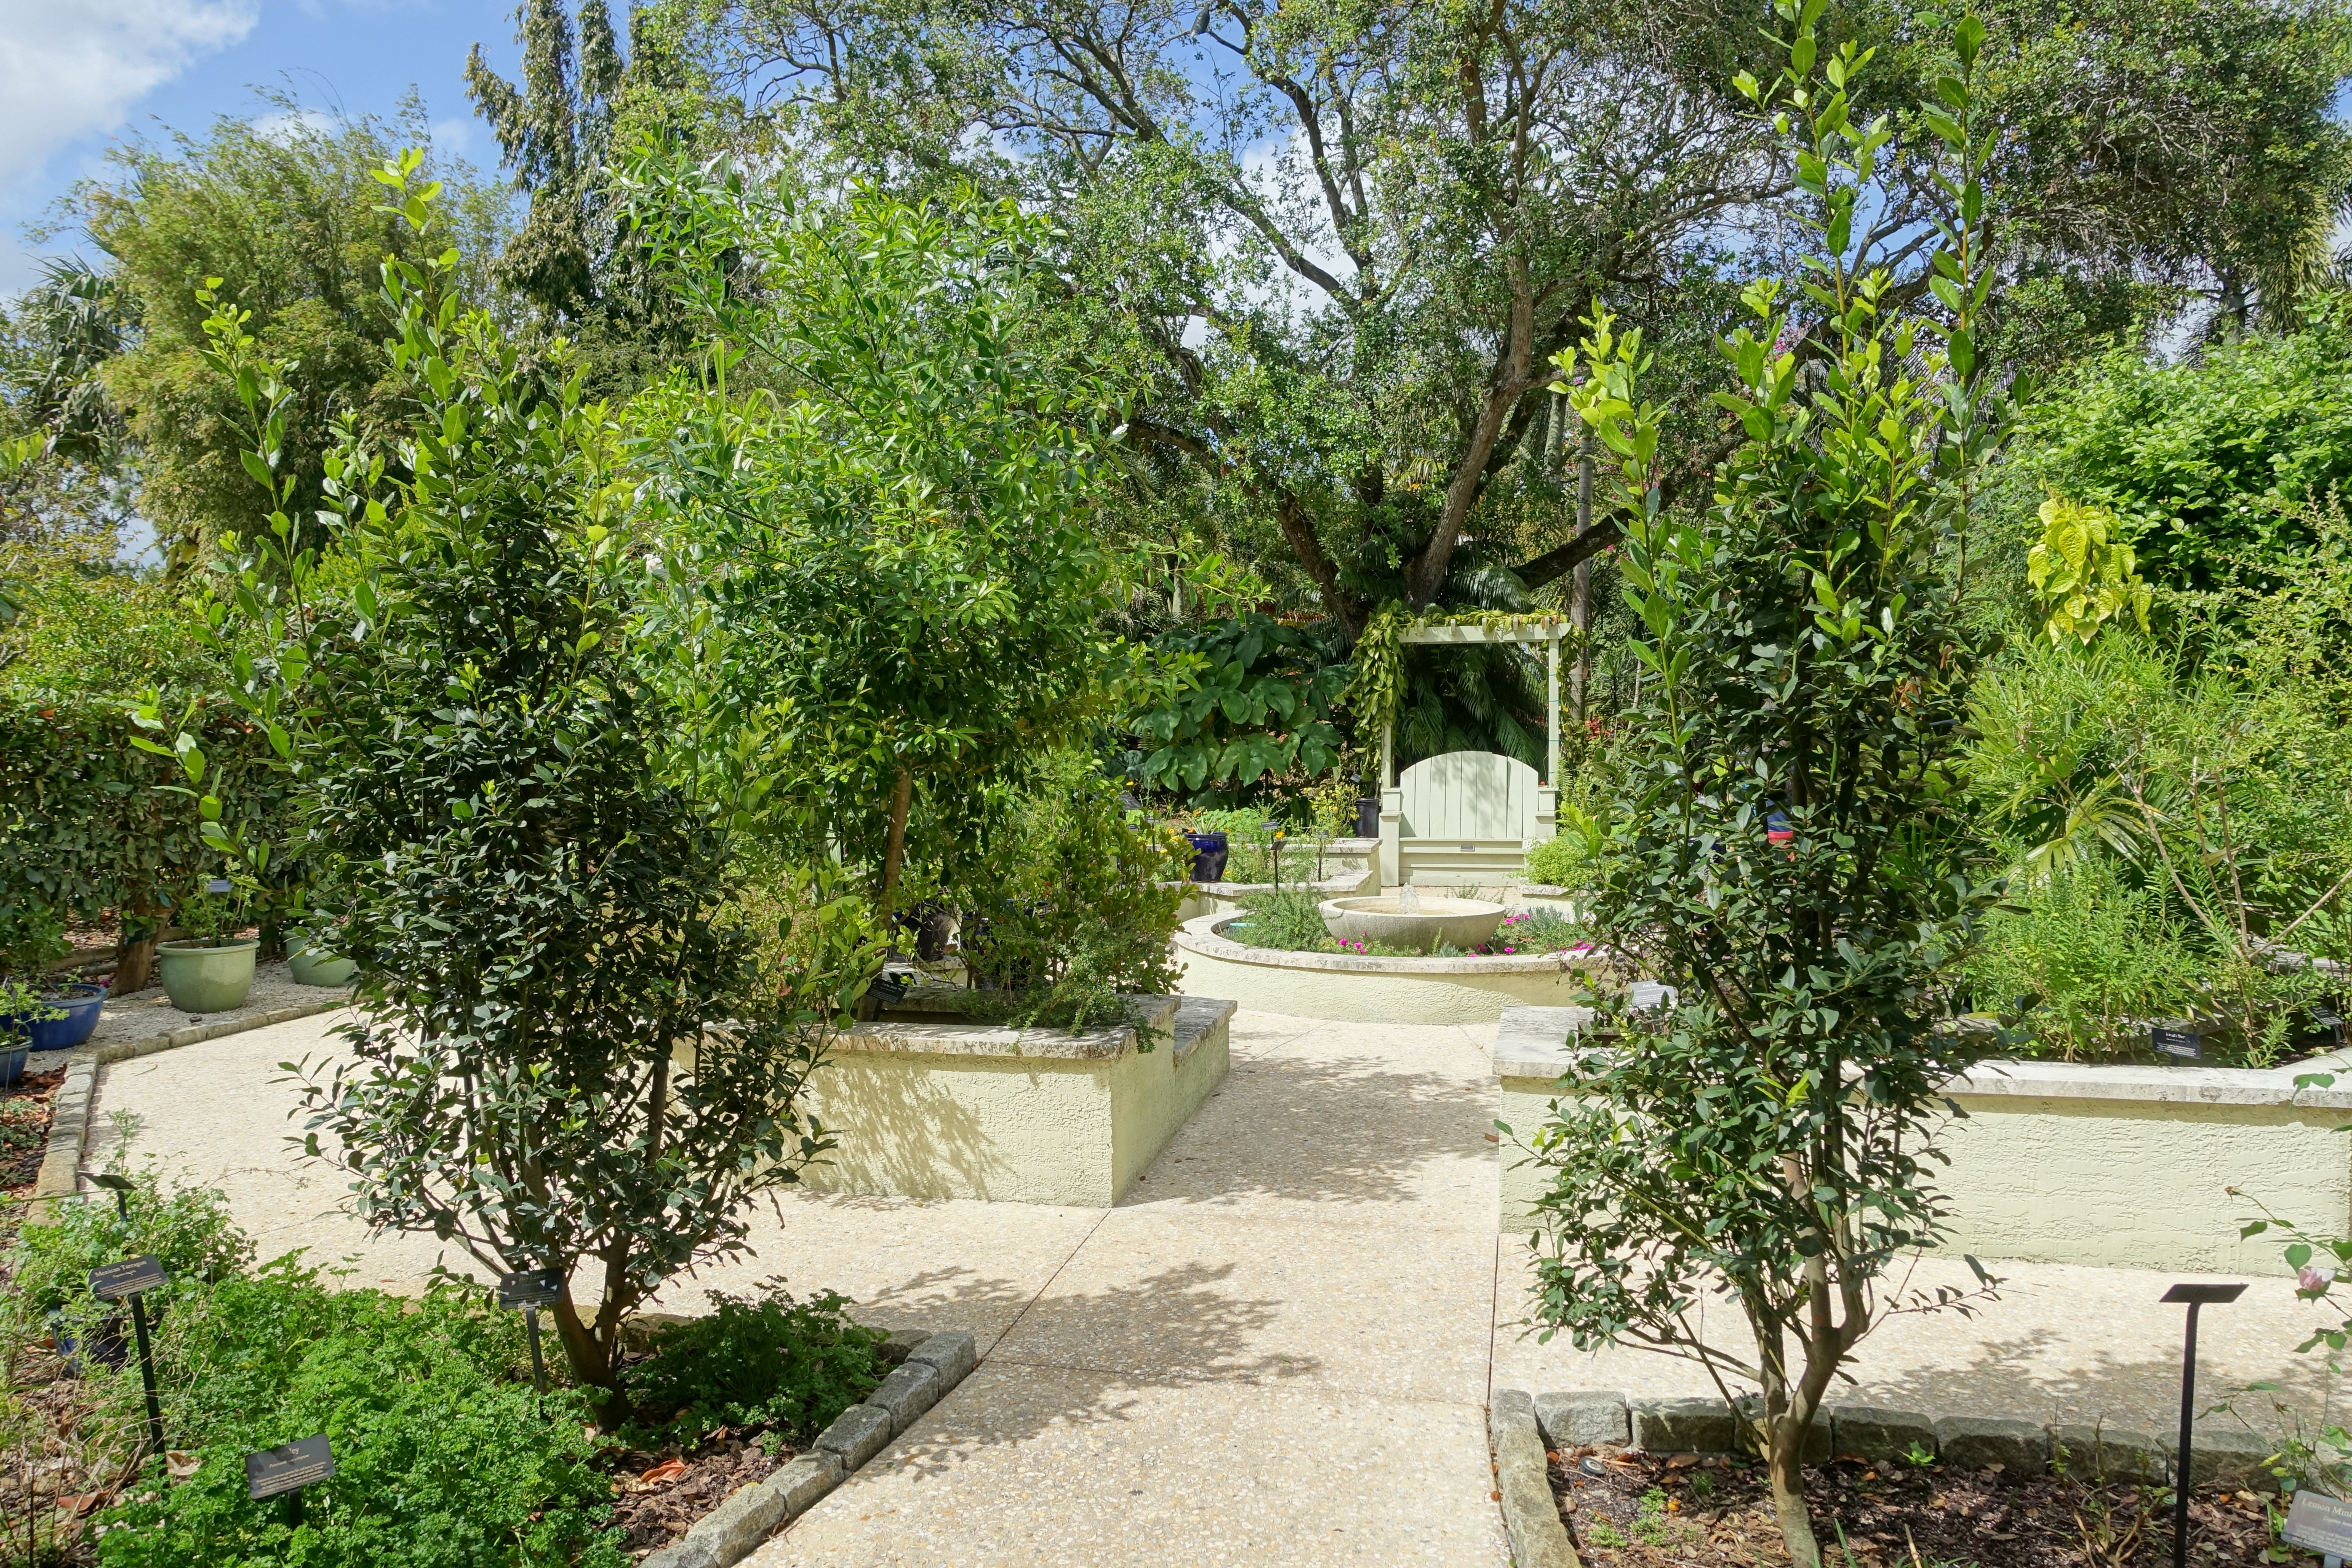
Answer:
[606, 1429, 797, 1560]
[1551, 1444, 2291, 1566]
[1, 1068, 62, 1226]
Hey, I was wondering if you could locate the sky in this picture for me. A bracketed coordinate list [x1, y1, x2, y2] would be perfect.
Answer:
[0, 0, 526, 294]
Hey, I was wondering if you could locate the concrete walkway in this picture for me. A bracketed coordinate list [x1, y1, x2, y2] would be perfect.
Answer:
[83, 1009, 2346, 1566]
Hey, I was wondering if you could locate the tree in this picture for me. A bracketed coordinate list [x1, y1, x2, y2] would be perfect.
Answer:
[0, 258, 134, 552]
[619, 156, 1137, 927]
[1962, 0, 2352, 345]
[1513, 13, 2005, 1565]
[685, 0, 2352, 640]
[65, 104, 509, 577]
[196, 157, 879, 1398]
[2015, 303, 2352, 594]
[467, 0, 738, 395]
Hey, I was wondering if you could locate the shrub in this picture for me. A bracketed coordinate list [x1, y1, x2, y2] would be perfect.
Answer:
[95, 1267, 622, 1568]
[1963, 859, 2200, 1059]
[3, 1175, 622, 1568]
[958, 754, 1185, 1033]
[625, 1281, 882, 1443]
[1225, 889, 1330, 952]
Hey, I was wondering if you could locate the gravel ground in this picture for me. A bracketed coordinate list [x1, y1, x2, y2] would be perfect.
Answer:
[25, 960, 349, 1076]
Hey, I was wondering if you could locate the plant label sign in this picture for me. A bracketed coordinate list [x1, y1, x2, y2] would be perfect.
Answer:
[89, 1255, 166, 1301]
[2285, 1490, 2352, 1560]
[496, 1268, 564, 1310]
[245, 1434, 334, 1500]
[2150, 1023, 2203, 1062]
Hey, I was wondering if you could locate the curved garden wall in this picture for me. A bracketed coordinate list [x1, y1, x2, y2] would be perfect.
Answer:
[1172, 912, 1601, 1024]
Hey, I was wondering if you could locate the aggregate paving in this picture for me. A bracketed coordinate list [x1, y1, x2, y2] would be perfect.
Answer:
[77, 1007, 2340, 1565]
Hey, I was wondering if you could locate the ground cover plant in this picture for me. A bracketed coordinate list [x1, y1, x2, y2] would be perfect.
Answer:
[1, 1168, 890, 1567]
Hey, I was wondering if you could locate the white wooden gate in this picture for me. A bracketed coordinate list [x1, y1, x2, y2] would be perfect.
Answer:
[1379, 750, 1555, 886]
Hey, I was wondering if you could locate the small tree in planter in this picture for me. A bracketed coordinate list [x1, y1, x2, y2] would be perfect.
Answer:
[1515, 12, 2005, 1566]
[197, 157, 884, 1400]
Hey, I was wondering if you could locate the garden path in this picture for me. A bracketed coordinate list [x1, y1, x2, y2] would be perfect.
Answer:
[82, 1009, 2340, 1567]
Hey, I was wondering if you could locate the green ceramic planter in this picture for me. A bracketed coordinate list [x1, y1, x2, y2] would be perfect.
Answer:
[156, 938, 259, 1014]
[288, 941, 357, 987]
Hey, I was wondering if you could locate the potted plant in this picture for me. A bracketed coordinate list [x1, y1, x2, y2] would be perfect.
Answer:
[287, 925, 357, 987]
[155, 883, 259, 1014]
[0, 979, 64, 1087]
[0, 902, 104, 1063]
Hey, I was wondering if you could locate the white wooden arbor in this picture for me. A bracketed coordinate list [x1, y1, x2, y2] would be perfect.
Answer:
[1377, 621, 1567, 887]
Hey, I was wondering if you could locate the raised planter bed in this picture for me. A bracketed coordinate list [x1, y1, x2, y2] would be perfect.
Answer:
[1493, 1004, 2352, 1276]
[1173, 912, 1600, 1024]
[787, 994, 1235, 1207]
[1169, 835, 1381, 921]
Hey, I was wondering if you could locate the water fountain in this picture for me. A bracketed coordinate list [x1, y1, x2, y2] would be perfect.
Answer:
[1318, 889, 1506, 953]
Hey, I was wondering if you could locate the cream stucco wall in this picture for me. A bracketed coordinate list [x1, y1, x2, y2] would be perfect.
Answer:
[1173, 914, 1598, 1024]
[1492, 1006, 2352, 1277]
[1932, 1090, 2351, 1276]
[797, 1001, 1232, 1207]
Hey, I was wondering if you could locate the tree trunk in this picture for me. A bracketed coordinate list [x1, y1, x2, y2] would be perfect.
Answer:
[1768, 1425, 1824, 1568]
[113, 897, 163, 992]
[856, 769, 917, 1023]
[879, 769, 914, 917]
[1571, 424, 1594, 724]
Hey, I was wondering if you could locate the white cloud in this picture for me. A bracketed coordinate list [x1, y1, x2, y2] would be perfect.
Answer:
[0, 0, 258, 187]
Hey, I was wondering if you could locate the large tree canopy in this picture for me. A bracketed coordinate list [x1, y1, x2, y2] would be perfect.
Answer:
[680, 0, 2352, 638]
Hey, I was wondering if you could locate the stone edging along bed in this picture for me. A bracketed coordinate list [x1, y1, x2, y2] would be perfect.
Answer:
[643, 1327, 978, 1568]
[1488, 1387, 2279, 1568]
[25, 998, 352, 1223]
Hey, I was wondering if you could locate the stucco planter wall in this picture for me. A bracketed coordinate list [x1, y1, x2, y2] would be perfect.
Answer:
[1492, 1004, 2352, 1277]
[1169, 837, 1380, 922]
[1173, 913, 1601, 1024]
[790, 994, 1234, 1207]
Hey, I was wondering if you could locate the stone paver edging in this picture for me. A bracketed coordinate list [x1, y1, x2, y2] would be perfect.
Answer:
[22, 998, 349, 1224]
[644, 1329, 978, 1568]
[1516, 1388, 2277, 1491]
[1490, 1391, 1577, 1568]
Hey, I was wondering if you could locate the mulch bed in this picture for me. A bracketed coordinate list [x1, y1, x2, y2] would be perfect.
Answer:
[2, 1068, 62, 1222]
[1551, 1443, 2289, 1565]
[605, 1428, 799, 1560]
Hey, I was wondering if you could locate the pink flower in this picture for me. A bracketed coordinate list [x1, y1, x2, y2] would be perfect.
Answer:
[2301, 1264, 2332, 1296]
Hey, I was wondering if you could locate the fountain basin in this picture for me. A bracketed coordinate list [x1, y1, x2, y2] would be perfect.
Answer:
[1321, 894, 1506, 953]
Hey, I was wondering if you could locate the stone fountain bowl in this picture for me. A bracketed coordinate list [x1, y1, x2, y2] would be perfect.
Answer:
[1319, 895, 1506, 954]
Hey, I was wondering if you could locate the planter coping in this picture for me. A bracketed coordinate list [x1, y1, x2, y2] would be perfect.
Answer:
[838, 993, 1182, 1062]
[1493, 1003, 2352, 1112]
[1176, 913, 1607, 978]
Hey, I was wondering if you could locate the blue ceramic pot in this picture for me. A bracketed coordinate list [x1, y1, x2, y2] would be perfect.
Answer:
[20, 983, 106, 1049]
[1185, 831, 1230, 883]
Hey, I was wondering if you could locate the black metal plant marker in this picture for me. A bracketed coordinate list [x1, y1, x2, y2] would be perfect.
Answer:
[498, 1268, 565, 1418]
[246, 1433, 334, 1527]
[87, 1173, 166, 1459]
[2160, 1281, 2246, 1568]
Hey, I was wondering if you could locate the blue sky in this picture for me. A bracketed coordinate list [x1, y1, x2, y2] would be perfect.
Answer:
[0, 0, 527, 294]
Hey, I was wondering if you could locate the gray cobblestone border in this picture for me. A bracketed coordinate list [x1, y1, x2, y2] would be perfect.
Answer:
[643, 1328, 978, 1568]
[1508, 1387, 2280, 1494]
